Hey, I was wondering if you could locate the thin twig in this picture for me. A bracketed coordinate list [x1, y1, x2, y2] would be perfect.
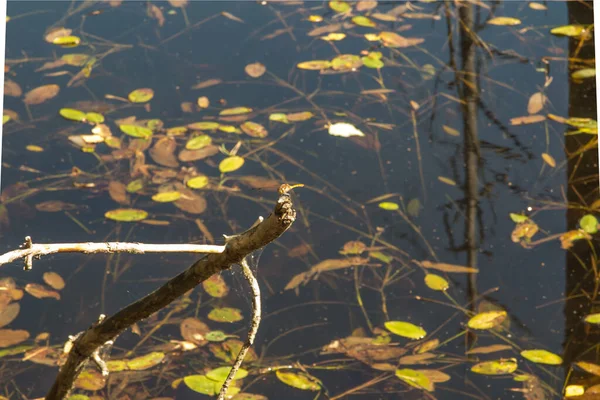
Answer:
[217, 257, 261, 400]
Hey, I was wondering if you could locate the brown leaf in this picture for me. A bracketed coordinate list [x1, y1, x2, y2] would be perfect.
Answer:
[43, 272, 66, 291]
[35, 201, 77, 212]
[178, 145, 219, 162]
[23, 84, 60, 105]
[420, 260, 479, 273]
[356, 0, 378, 11]
[149, 137, 179, 168]
[4, 80, 22, 97]
[191, 79, 222, 90]
[510, 115, 546, 125]
[245, 62, 266, 78]
[147, 3, 165, 26]
[25, 283, 60, 300]
[173, 189, 207, 214]
[399, 353, 436, 365]
[379, 32, 424, 48]
[35, 59, 67, 72]
[108, 181, 130, 205]
[0, 329, 29, 347]
[527, 92, 547, 114]
[466, 344, 512, 355]
[308, 23, 352, 37]
[74, 369, 106, 391]
[168, 0, 188, 7]
[180, 317, 210, 346]
[237, 176, 280, 191]
[0, 303, 19, 328]
[44, 27, 72, 43]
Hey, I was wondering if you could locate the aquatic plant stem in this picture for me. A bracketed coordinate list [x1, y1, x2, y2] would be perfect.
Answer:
[217, 257, 261, 400]
[31, 187, 296, 400]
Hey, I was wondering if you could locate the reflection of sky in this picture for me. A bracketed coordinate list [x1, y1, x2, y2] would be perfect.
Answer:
[1, 1, 582, 397]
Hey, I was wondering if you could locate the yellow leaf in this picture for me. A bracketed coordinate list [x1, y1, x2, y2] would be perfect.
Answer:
[487, 17, 521, 26]
[542, 153, 556, 167]
[219, 156, 245, 173]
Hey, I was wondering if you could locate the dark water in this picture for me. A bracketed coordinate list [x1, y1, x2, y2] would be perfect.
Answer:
[0, 1, 598, 399]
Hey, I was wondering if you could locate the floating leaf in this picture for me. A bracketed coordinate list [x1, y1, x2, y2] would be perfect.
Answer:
[188, 121, 220, 131]
[527, 92, 547, 114]
[119, 124, 153, 139]
[529, 2, 547, 10]
[308, 15, 323, 22]
[25, 283, 60, 300]
[550, 25, 586, 37]
[53, 35, 80, 46]
[297, 60, 331, 70]
[0, 304, 19, 328]
[59, 108, 86, 122]
[197, 96, 209, 108]
[487, 17, 521, 26]
[126, 180, 144, 193]
[407, 198, 421, 217]
[152, 191, 181, 202]
[510, 213, 529, 223]
[0, 330, 29, 348]
[187, 175, 210, 189]
[466, 344, 512, 355]
[219, 156, 245, 173]
[329, 0, 351, 13]
[352, 16, 376, 27]
[105, 208, 148, 222]
[186, 135, 212, 150]
[286, 111, 314, 122]
[74, 369, 105, 391]
[276, 371, 321, 391]
[395, 369, 433, 391]
[467, 311, 507, 330]
[321, 32, 346, 41]
[378, 202, 399, 211]
[85, 112, 104, 124]
[269, 113, 289, 123]
[208, 307, 243, 323]
[43, 272, 65, 290]
[331, 54, 362, 71]
[576, 361, 600, 376]
[521, 349, 562, 365]
[572, 68, 596, 79]
[245, 63, 266, 78]
[202, 275, 229, 298]
[24, 84, 60, 105]
[26, 145, 44, 152]
[424, 274, 449, 291]
[184, 375, 215, 395]
[61, 53, 89, 66]
[541, 153, 556, 167]
[379, 32, 424, 48]
[241, 121, 268, 138]
[128, 88, 154, 103]
[584, 313, 600, 324]
[207, 366, 248, 382]
[179, 145, 220, 162]
[205, 331, 231, 342]
[385, 321, 427, 340]
[442, 125, 460, 136]
[580, 214, 598, 234]
[362, 55, 384, 69]
[329, 122, 365, 137]
[220, 107, 252, 116]
[180, 317, 210, 345]
[510, 115, 546, 125]
[565, 385, 585, 397]
[127, 352, 165, 370]
[471, 359, 518, 375]
[3, 115, 10, 124]
[438, 176, 456, 186]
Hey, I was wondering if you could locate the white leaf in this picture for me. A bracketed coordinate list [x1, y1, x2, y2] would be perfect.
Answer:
[328, 122, 365, 138]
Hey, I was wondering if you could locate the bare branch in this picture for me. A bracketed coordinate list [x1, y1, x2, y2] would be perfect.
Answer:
[42, 188, 296, 400]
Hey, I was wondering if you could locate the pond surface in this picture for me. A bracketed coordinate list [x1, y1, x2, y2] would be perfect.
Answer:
[0, 1, 598, 399]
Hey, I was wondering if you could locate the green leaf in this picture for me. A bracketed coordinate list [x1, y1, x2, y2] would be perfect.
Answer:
[521, 349, 562, 365]
[126, 179, 144, 193]
[187, 175, 210, 189]
[269, 113, 289, 123]
[220, 107, 252, 116]
[126, 352, 165, 370]
[85, 112, 104, 124]
[471, 358, 518, 375]
[152, 191, 181, 202]
[395, 369, 433, 391]
[487, 17, 521, 26]
[183, 375, 216, 395]
[186, 135, 212, 150]
[510, 213, 529, 223]
[275, 371, 321, 391]
[584, 313, 600, 324]
[105, 208, 148, 222]
[3, 115, 10, 124]
[550, 24, 587, 37]
[407, 198, 421, 217]
[206, 366, 248, 382]
[119, 124, 153, 139]
[329, 0, 351, 13]
[361, 56, 384, 69]
[202, 275, 229, 298]
[467, 311, 507, 330]
[580, 214, 598, 234]
[384, 321, 427, 340]
[128, 88, 154, 103]
[370, 251, 393, 264]
[208, 307, 243, 323]
[188, 121, 220, 130]
[572, 68, 596, 79]
[352, 16, 376, 27]
[378, 202, 399, 211]
[59, 108, 86, 122]
[205, 330, 230, 342]
[219, 156, 245, 173]
[424, 274, 449, 291]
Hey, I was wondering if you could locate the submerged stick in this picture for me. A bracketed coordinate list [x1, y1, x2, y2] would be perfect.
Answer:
[41, 187, 296, 400]
[217, 257, 261, 400]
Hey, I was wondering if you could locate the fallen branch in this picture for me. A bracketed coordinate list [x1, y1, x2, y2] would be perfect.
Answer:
[27, 186, 298, 400]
